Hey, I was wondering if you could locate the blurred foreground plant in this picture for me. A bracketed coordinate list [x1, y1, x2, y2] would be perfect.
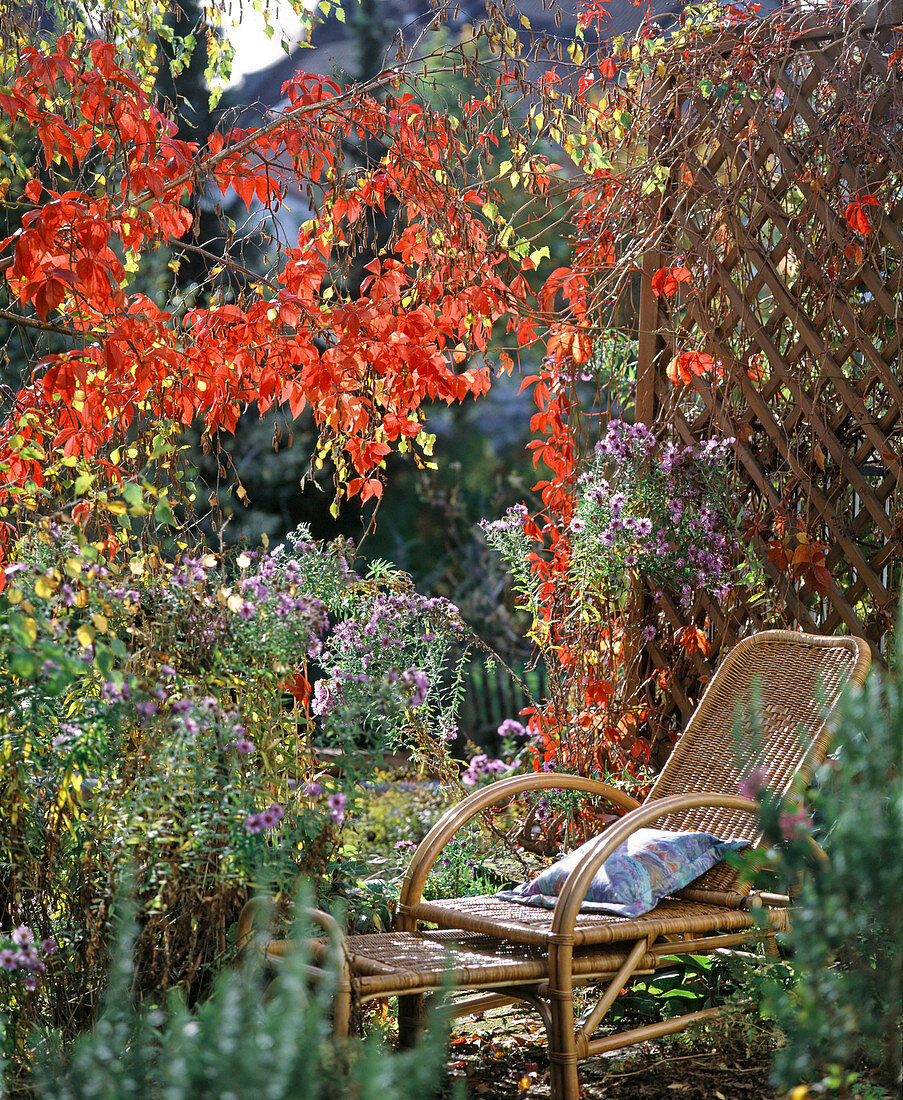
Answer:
[25, 899, 462, 1100]
[741, 643, 902, 1097]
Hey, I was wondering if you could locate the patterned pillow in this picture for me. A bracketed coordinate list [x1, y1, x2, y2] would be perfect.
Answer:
[496, 828, 747, 918]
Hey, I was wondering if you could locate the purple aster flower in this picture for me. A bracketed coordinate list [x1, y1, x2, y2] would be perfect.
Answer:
[327, 792, 347, 824]
[11, 925, 33, 947]
[16, 945, 40, 970]
[41, 660, 59, 676]
[569, 518, 586, 534]
[181, 718, 200, 736]
[237, 601, 255, 620]
[22, 972, 38, 991]
[643, 625, 657, 641]
[634, 517, 653, 538]
[779, 806, 811, 839]
[171, 699, 192, 715]
[160, 664, 176, 678]
[0, 949, 16, 970]
[400, 668, 429, 707]
[136, 700, 158, 720]
[244, 813, 263, 834]
[738, 767, 769, 800]
[232, 738, 255, 755]
[41, 938, 58, 956]
[311, 679, 342, 716]
[497, 718, 527, 739]
[394, 840, 416, 851]
[260, 803, 285, 829]
[304, 781, 322, 798]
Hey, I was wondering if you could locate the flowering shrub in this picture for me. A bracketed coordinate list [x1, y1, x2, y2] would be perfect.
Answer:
[482, 421, 741, 622]
[0, 514, 468, 1068]
[480, 421, 746, 783]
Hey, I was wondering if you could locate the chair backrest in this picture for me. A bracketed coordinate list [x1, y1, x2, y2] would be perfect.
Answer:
[646, 630, 872, 851]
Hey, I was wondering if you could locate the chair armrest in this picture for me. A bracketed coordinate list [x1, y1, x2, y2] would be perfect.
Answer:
[399, 772, 641, 911]
[550, 792, 760, 939]
[236, 895, 345, 955]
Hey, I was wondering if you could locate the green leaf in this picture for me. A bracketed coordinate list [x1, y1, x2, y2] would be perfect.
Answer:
[95, 648, 114, 677]
[154, 500, 176, 526]
[10, 651, 36, 679]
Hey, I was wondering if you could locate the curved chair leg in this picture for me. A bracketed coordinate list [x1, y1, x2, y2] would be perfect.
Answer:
[397, 992, 425, 1047]
[548, 941, 580, 1100]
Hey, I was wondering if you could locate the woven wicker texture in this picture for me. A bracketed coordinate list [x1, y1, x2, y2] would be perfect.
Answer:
[400, 631, 869, 922]
[338, 931, 658, 998]
[646, 631, 868, 892]
[406, 896, 757, 948]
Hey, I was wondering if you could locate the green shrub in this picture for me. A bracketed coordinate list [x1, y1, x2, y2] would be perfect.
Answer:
[0, 517, 468, 1069]
[746, 641, 902, 1096]
[25, 905, 463, 1100]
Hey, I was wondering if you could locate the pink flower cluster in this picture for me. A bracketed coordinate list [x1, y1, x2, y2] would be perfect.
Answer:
[0, 924, 57, 992]
[244, 803, 285, 834]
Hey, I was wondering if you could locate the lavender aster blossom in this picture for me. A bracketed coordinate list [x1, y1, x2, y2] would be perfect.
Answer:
[400, 668, 429, 707]
[244, 814, 263, 834]
[497, 718, 527, 739]
[260, 803, 285, 829]
[11, 925, 33, 947]
[327, 793, 347, 824]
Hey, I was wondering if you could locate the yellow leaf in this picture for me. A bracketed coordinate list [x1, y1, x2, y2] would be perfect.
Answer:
[74, 589, 89, 608]
[227, 593, 244, 613]
[128, 558, 145, 576]
[76, 624, 96, 647]
[7, 587, 22, 605]
[92, 613, 108, 633]
[23, 617, 37, 642]
[35, 576, 56, 599]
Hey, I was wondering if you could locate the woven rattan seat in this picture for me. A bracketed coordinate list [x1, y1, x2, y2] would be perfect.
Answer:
[406, 895, 770, 948]
[241, 630, 870, 1100]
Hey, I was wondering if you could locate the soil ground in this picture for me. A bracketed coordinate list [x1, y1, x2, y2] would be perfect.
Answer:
[438, 1004, 781, 1099]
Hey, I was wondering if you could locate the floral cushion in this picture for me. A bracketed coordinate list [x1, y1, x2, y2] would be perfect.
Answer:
[496, 828, 747, 918]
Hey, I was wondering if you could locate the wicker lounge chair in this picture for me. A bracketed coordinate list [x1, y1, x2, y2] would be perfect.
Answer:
[241, 630, 871, 1100]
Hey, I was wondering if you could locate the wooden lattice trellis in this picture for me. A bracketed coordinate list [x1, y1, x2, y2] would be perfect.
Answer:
[634, 14, 903, 721]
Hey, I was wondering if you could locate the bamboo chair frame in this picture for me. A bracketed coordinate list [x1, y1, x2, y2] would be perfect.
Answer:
[243, 630, 871, 1100]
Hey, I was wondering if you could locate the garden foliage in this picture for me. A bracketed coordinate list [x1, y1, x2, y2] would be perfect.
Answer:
[26, 903, 461, 1100]
[744, 651, 902, 1094]
[0, 516, 467, 1067]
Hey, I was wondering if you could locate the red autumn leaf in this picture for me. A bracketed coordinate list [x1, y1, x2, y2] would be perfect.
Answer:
[282, 673, 311, 706]
[599, 57, 618, 80]
[766, 539, 791, 573]
[667, 349, 713, 385]
[675, 625, 710, 657]
[791, 540, 832, 595]
[844, 194, 881, 236]
[651, 265, 692, 298]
